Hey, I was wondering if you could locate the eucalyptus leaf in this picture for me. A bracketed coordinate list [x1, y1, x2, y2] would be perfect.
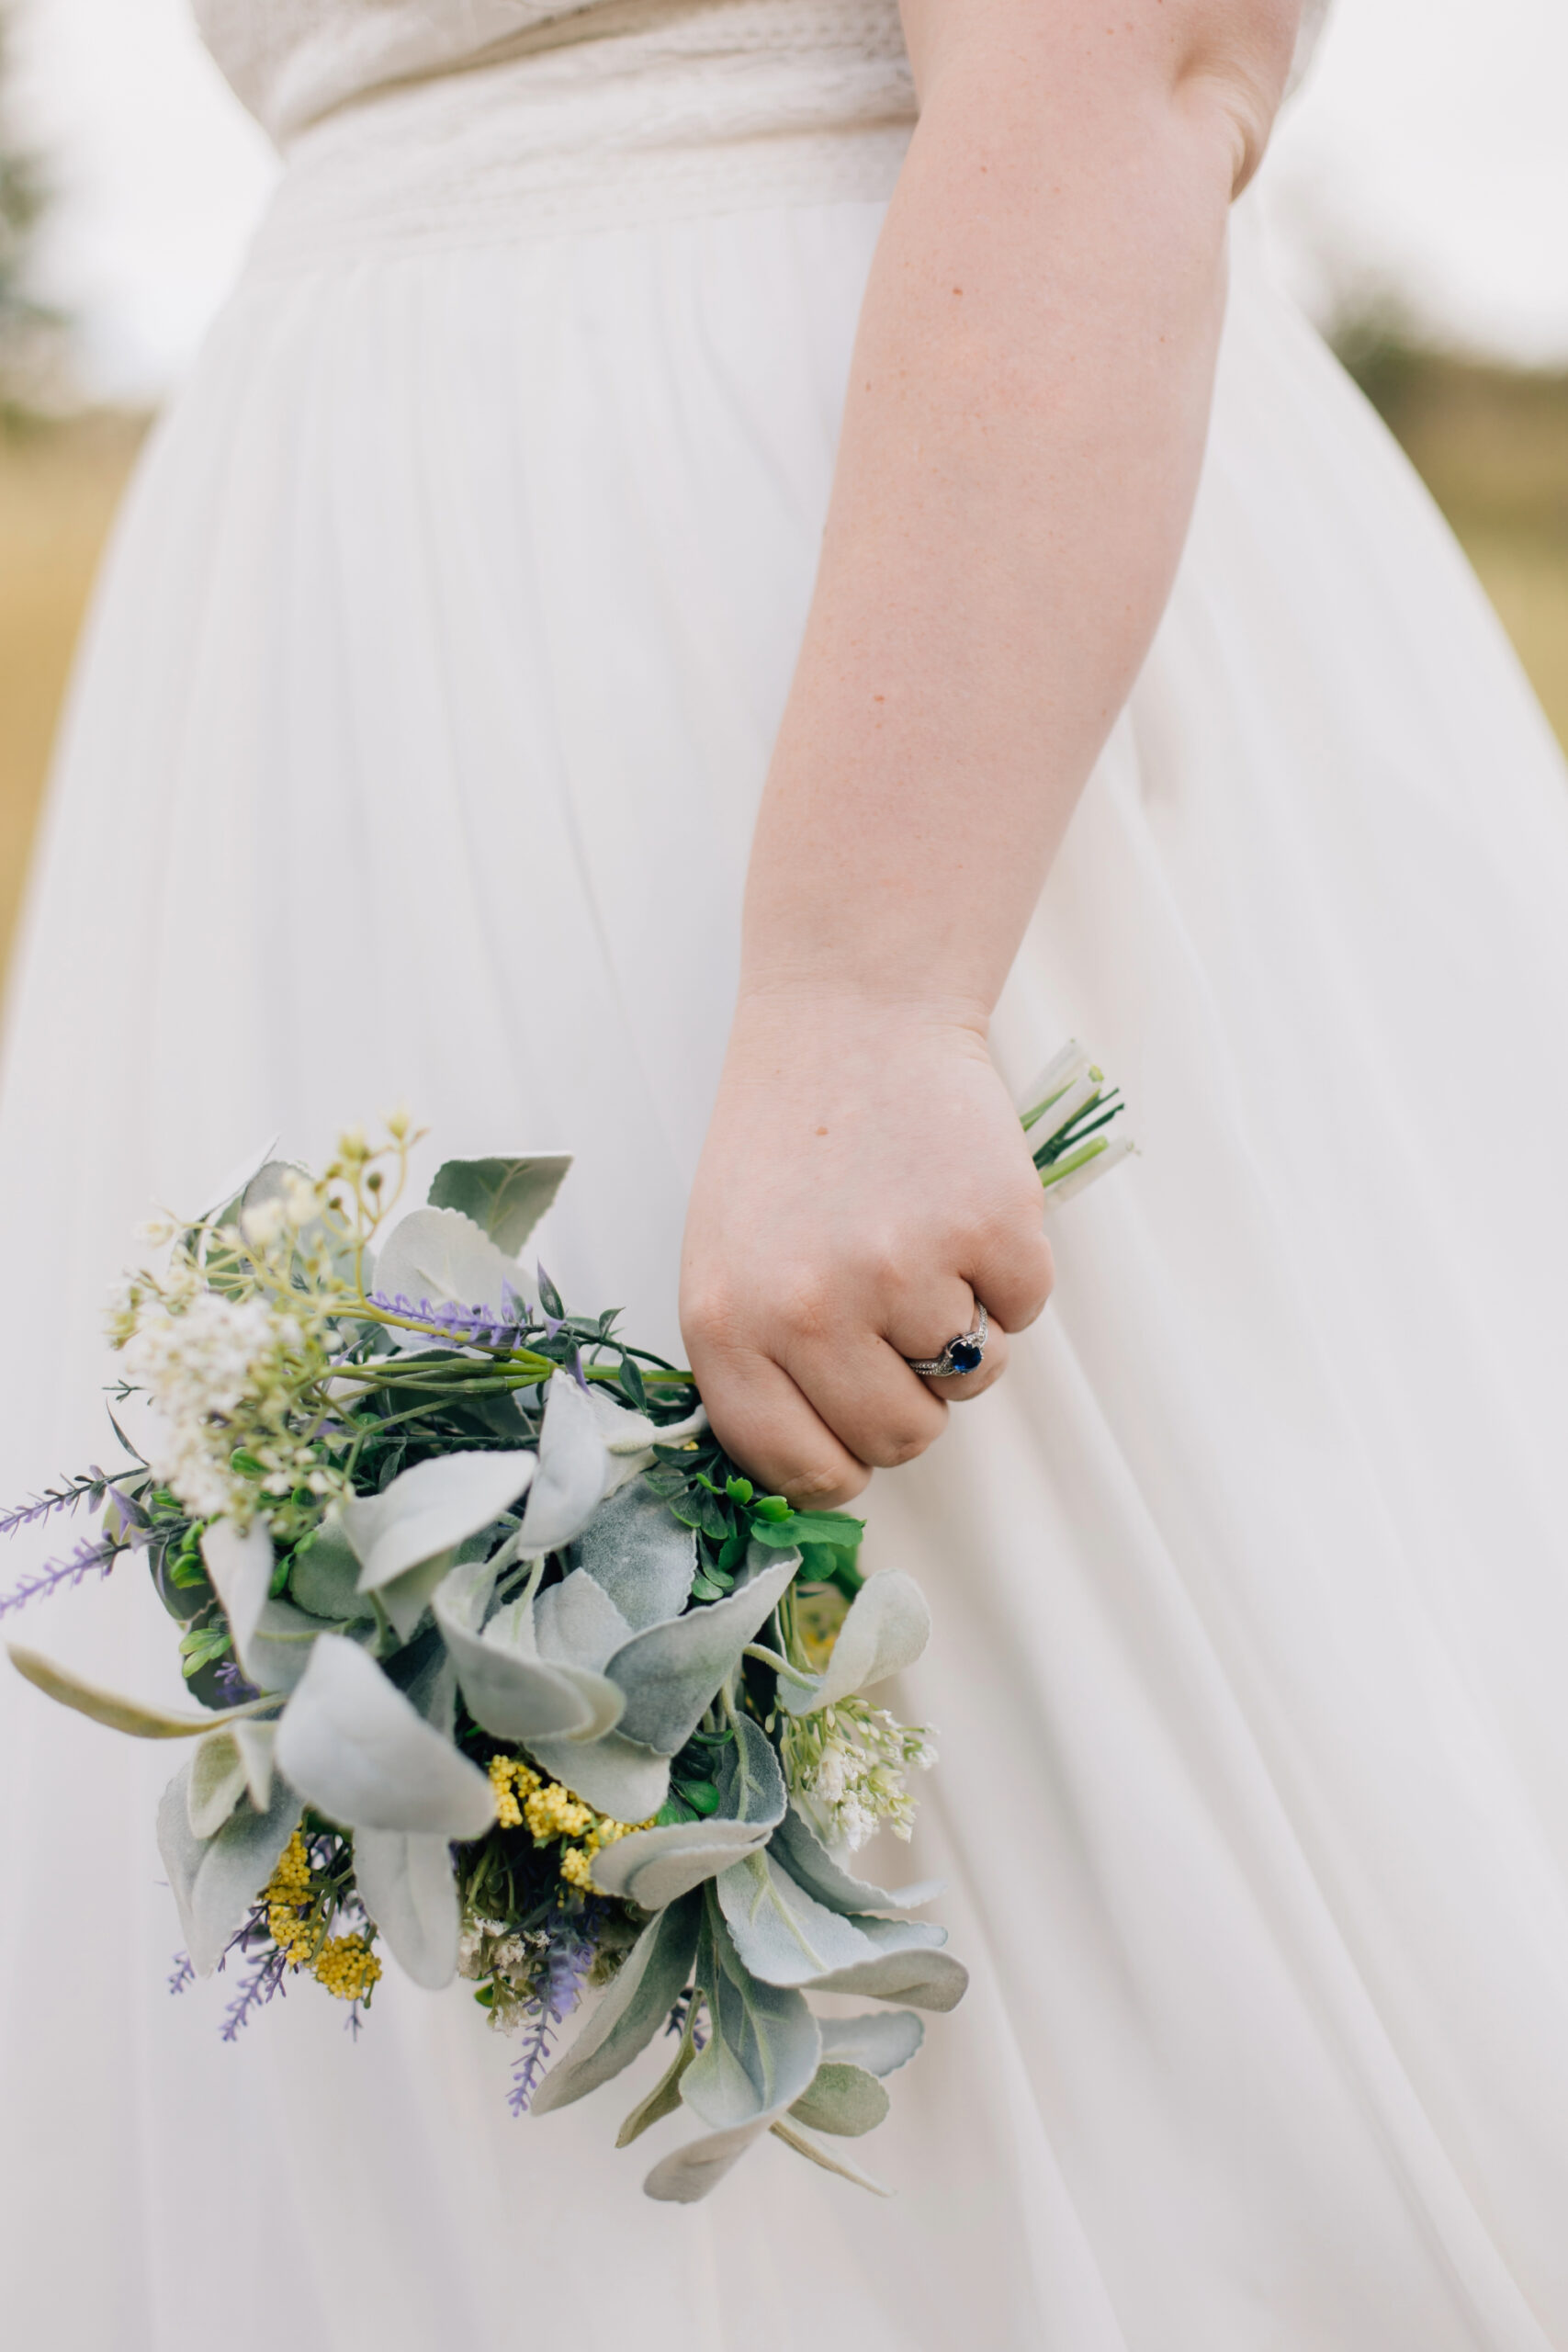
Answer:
[6, 1644, 269, 1740]
[787, 2062, 890, 2137]
[274, 1634, 496, 1837]
[772, 1804, 942, 1915]
[570, 1480, 696, 1632]
[157, 1761, 301, 1976]
[186, 1727, 249, 1839]
[352, 1827, 460, 1990]
[427, 1155, 571, 1257]
[532, 1895, 701, 2115]
[341, 1451, 536, 1593]
[773, 1569, 931, 1716]
[606, 1552, 797, 1754]
[374, 1205, 532, 1321]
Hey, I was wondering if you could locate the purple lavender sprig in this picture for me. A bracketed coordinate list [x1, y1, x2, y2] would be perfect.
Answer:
[367, 1291, 539, 1350]
[0, 1467, 128, 1541]
[0, 1532, 127, 1623]
[220, 1942, 289, 2041]
[508, 1915, 599, 2117]
[168, 1951, 196, 1996]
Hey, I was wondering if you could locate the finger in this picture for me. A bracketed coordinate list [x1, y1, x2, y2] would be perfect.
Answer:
[684, 1339, 870, 1508]
[778, 1328, 949, 1472]
[916, 1318, 1010, 1403]
[964, 1204, 1055, 1335]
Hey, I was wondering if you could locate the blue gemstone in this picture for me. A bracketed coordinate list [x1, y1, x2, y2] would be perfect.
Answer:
[947, 1338, 983, 1374]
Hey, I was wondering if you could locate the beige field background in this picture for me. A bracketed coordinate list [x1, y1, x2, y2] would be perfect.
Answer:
[1, 350, 1566, 982]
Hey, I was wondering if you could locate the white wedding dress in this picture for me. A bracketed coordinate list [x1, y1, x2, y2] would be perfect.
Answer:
[5, 3, 1568, 2345]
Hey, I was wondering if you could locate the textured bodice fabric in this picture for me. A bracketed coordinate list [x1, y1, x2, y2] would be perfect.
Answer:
[196, 0, 919, 260]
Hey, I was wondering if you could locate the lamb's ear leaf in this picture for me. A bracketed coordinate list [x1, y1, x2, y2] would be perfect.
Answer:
[768, 2118, 893, 2195]
[531, 1894, 701, 2115]
[715, 1849, 945, 1989]
[806, 1937, 970, 2012]
[817, 2008, 924, 2078]
[202, 1520, 320, 1695]
[6, 1644, 267, 1739]
[341, 1451, 536, 1593]
[434, 1563, 625, 1746]
[787, 2062, 890, 2138]
[641, 2119, 773, 2204]
[773, 1570, 931, 1715]
[187, 1727, 249, 1839]
[373, 1205, 532, 1321]
[157, 1761, 301, 1976]
[427, 1156, 571, 1256]
[643, 1914, 821, 2203]
[273, 1634, 496, 1837]
[772, 1804, 942, 1915]
[569, 1482, 696, 1631]
[351, 1828, 459, 1990]
[585, 1818, 773, 1909]
[606, 1552, 796, 1754]
[525, 1730, 671, 1822]
[517, 1375, 612, 1556]
[288, 1524, 376, 1623]
[232, 1720, 277, 1810]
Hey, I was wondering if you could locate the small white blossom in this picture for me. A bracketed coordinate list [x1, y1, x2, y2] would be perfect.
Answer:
[121, 1291, 321, 1521]
[780, 1694, 938, 1854]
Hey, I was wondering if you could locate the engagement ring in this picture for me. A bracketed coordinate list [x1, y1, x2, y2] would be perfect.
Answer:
[905, 1304, 988, 1379]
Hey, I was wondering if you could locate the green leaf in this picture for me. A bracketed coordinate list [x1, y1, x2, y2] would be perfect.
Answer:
[605, 1552, 797, 1754]
[616, 2007, 702, 2147]
[753, 1496, 791, 1523]
[672, 1776, 720, 1816]
[427, 1155, 571, 1256]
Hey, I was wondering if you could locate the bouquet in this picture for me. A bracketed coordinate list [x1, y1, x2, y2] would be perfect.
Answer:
[3, 1045, 1125, 2202]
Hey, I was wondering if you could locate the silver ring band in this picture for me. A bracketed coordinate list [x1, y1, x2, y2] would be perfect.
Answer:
[905, 1303, 988, 1379]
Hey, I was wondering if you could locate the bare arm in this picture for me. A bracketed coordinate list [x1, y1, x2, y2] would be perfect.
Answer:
[682, 0, 1302, 1500]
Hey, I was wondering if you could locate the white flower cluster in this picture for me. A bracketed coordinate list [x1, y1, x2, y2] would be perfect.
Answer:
[780, 1694, 938, 1854]
[457, 1917, 552, 2030]
[121, 1289, 324, 1521]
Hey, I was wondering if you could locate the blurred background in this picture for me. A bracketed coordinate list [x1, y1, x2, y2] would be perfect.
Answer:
[1, 0, 1565, 969]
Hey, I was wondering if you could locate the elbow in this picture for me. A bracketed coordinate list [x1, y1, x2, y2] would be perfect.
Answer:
[1170, 0, 1304, 195]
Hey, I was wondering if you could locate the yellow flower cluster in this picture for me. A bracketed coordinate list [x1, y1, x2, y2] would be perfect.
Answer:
[263, 1832, 381, 2002]
[487, 1753, 648, 1893]
[312, 1936, 382, 2003]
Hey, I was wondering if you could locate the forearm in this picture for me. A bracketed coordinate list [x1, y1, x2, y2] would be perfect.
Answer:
[739, 0, 1300, 1021]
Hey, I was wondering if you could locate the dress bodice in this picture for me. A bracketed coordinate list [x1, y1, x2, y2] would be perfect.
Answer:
[194, 0, 1329, 272]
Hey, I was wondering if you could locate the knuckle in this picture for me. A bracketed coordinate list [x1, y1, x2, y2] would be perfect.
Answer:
[785, 1459, 868, 1509]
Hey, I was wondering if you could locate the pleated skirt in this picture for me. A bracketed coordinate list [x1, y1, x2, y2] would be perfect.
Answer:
[4, 188, 1568, 2348]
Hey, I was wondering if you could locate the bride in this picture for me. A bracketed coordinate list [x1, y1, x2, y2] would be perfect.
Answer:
[5, 0, 1568, 2343]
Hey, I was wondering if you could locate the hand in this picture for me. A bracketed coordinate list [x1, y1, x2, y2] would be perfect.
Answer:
[680, 992, 1055, 1505]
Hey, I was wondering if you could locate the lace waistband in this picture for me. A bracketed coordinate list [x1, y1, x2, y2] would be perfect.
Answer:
[241, 0, 917, 275]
